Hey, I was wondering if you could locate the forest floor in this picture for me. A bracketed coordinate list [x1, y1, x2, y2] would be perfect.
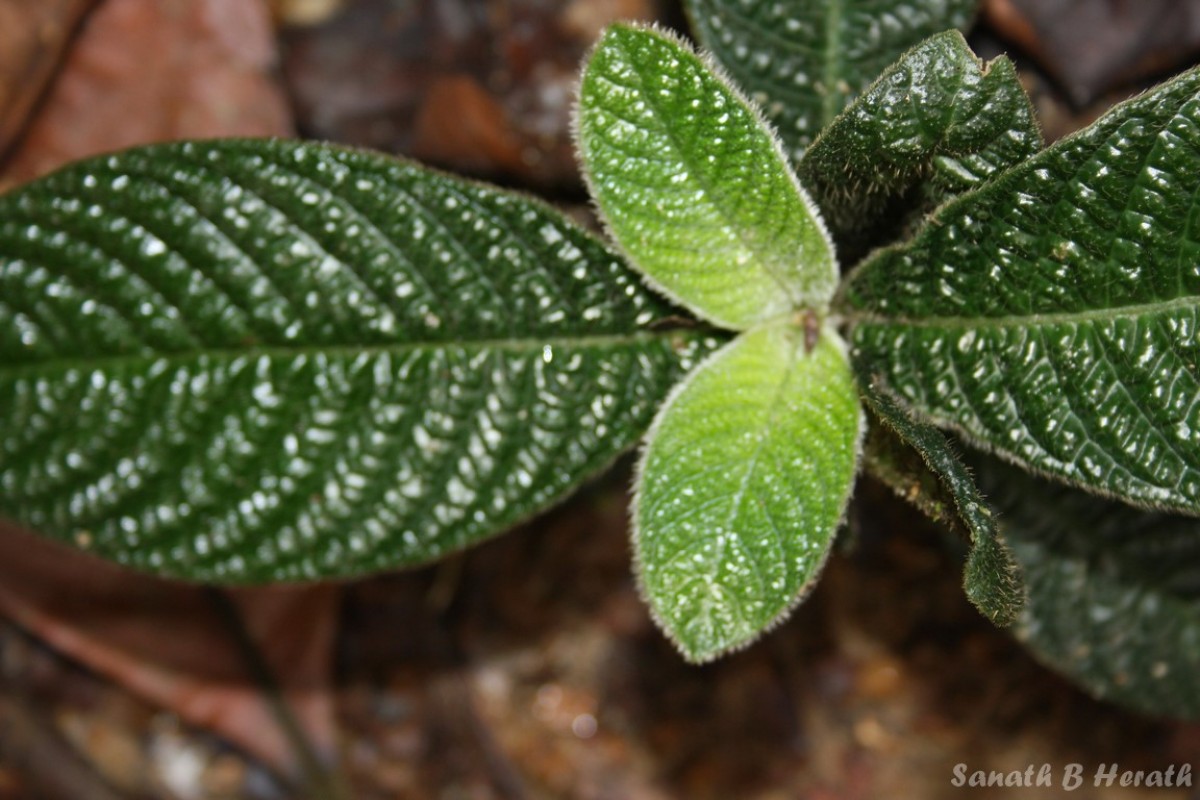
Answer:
[2, 1, 1200, 798]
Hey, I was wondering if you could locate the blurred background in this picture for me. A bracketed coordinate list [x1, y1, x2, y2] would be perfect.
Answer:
[2, 1, 1200, 797]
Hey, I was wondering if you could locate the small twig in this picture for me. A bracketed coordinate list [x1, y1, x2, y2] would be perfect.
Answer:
[204, 588, 350, 800]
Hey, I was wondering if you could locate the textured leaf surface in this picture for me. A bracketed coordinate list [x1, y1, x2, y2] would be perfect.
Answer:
[861, 411, 962, 531]
[970, 454, 1200, 720]
[857, 370, 1021, 626]
[800, 31, 1041, 244]
[845, 65, 1200, 512]
[684, 0, 979, 162]
[576, 23, 836, 330]
[634, 322, 862, 662]
[0, 139, 719, 582]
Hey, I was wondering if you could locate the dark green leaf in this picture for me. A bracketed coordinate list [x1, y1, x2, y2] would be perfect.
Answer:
[844, 65, 1200, 512]
[635, 321, 862, 662]
[862, 412, 964, 531]
[857, 369, 1022, 626]
[0, 140, 720, 582]
[800, 30, 1041, 246]
[970, 453, 1200, 720]
[684, 0, 980, 162]
[576, 24, 836, 330]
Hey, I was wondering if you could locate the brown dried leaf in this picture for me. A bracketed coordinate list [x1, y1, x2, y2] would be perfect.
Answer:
[280, 0, 660, 188]
[0, 526, 339, 773]
[985, 0, 1200, 106]
[1, 0, 293, 187]
[0, 0, 97, 162]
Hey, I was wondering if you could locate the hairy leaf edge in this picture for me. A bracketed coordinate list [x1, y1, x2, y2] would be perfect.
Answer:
[803, 29, 1041, 176]
[855, 368, 1024, 626]
[835, 62, 1200, 317]
[846, 332, 1200, 516]
[630, 322, 865, 663]
[572, 21, 840, 332]
[682, 0, 984, 146]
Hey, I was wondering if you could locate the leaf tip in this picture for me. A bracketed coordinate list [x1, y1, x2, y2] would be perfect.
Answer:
[964, 532, 1026, 628]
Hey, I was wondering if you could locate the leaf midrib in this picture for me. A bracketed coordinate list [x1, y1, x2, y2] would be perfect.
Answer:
[845, 293, 1200, 331]
[0, 330, 687, 378]
[604, 35, 805, 311]
[720, 329, 802, 600]
[821, 0, 845, 129]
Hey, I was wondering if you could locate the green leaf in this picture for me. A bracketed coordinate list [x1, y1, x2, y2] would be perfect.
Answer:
[684, 0, 980, 162]
[800, 30, 1041, 246]
[844, 65, 1200, 513]
[857, 370, 1022, 627]
[575, 23, 836, 330]
[862, 411, 964, 531]
[0, 139, 721, 582]
[634, 321, 862, 662]
[969, 454, 1200, 720]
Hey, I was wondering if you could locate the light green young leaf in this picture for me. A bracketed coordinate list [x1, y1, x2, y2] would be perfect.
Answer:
[575, 23, 836, 330]
[969, 453, 1200, 720]
[685, 0, 980, 162]
[844, 64, 1200, 513]
[800, 30, 1041, 245]
[0, 140, 720, 582]
[856, 370, 1022, 627]
[634, 321, 862, 662]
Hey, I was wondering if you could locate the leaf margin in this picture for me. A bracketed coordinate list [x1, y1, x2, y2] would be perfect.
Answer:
[632, 319, 864, 662]
[0, 137, 725, 583]
[573, 21, 839, 331]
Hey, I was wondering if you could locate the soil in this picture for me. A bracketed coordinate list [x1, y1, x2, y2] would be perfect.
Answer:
[3, 1, 1200, 798]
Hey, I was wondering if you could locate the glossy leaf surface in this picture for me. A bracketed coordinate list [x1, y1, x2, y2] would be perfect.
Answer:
[971, 454, 1200, 720]
[576, 23, 836, 330]
[800, 31, 1041, 243]
[634, 322, 862, 662]
[845, 66, 1200, 512]
[857, 370, 1022, 626]
[0, 140, 719, 581]
[685, 0, 979, 162]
